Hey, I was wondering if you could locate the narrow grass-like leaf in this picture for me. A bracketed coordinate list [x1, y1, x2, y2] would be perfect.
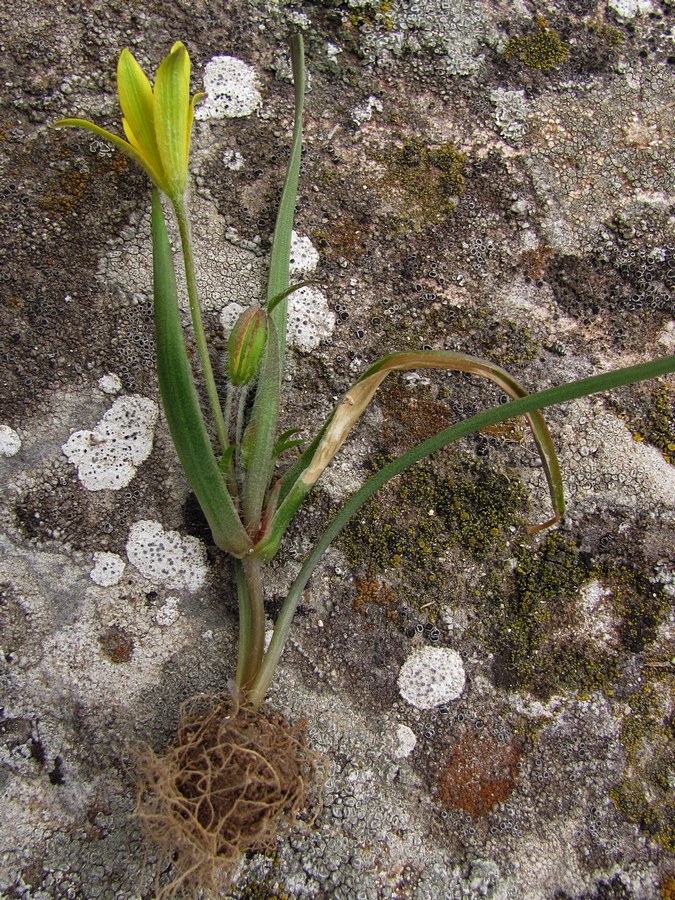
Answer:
[247, 354, 675, 704]
[240, 34, 305, 535]
[266, 34, 306, 350]
[273, 428, 304, 457]
[151, 191, 252, 557]
[255, 350, 563, 560]
[266, 279, 315, 316]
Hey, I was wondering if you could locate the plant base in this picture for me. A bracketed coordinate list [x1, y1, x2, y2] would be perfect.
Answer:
[135, 693, 322, 898]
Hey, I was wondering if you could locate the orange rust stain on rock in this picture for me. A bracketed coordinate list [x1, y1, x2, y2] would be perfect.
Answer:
[99, 626, 134, 663]
[438, 727, 521, 817]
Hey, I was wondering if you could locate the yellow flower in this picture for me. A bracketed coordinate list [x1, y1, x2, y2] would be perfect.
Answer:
[56, 42, 204, 202]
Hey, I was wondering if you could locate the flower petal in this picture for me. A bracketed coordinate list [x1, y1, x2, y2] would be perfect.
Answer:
[154, 41, 190, 199]
[122, 118, 166, 187]
[116, 49, 165, 182]
[55, 118, 165, 188]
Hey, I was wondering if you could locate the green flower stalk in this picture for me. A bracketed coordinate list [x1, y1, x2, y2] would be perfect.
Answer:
[56, 42, 229, 457]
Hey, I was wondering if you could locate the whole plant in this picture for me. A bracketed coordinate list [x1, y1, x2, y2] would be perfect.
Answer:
[56, 36, 675, 895]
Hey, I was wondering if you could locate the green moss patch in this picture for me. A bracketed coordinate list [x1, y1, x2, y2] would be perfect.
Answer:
[485, 538, 671, 698]
[612, 382, 675, 466]
[485, 532, 611, 696]
[605, 564, 671, 653]
[340, 454, 527, 615]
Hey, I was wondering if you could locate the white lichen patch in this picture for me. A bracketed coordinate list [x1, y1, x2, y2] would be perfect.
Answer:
[154, 596, 180, 627]
[89, 552, 125, 587]
[559, 399, 675, 516]
[357, 0, 487, 75]
[195, 56, 262, 120]
[608, 0, 653, 17]
[223, 147, 244, 170]
[579, 578, 616, 646]
[97, 373, 122, 395]
[490, 87, 530, 144]
[394, 724, 417, 758]
[0, 534, 197, 720]
[654, 562, 675, 599]
[0, 424, 21, 457]
[126, 520, 207, 591]
[398, 646, 466, 710]
[527, 75, 672, 251]
[289, 231, 320, 275]
[509, 693, 565, 720]
[352, 95, 383, 127]
[286, 286, 336, 352]
[62, 395, 158, 491]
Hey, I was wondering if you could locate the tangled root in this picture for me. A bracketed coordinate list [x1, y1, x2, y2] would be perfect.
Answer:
[134, 694, 323, 898]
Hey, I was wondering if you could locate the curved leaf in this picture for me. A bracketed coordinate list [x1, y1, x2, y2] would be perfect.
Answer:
[255, 350, 564, 560]
[247, 353, 675, 704]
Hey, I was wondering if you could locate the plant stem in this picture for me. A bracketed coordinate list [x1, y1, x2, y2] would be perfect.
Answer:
[234, 559, 252, 688]
[240, 554, 266, 689]
[172, 196, 229, 456]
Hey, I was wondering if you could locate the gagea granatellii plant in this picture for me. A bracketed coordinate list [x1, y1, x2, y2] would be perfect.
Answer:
[57, 36, 675, 897]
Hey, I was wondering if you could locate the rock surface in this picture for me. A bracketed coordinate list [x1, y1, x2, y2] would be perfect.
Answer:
[1, 1, 673, 897]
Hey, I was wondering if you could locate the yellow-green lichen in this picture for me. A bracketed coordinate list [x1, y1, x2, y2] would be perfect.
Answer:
[505, 24, 570, 71]
[485, 533, 618, 697]
[587, 21, 622, 47]
[340, 455, 527, 616]
[231, 857, 290, 899]
[347, 0, 393, 31]
[614, 382, 675, 465]
[376, 301, 541, 367]
[486, 540, 671, 697]
[603, 563, 670, 653]
[376, 138, 465, 230]
[612, 678, 675, 852]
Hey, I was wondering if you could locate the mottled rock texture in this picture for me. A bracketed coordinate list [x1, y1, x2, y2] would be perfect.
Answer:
[1, 1, 673, 897]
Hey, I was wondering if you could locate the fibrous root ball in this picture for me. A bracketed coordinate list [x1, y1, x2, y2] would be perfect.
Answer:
[135, 694, 323, 898]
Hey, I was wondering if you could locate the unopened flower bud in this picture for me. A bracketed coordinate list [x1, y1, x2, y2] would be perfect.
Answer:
[227, 307, 267, 385]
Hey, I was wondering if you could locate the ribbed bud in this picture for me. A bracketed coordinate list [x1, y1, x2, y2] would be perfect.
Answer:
[227, 307, 267, 385]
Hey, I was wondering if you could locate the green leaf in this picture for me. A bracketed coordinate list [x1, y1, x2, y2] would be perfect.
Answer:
[241, 318, 281, 531]
[218, 445, 235, 474]
[247, 353, 675, 704]
[273, 428, 304, 458]
[240, 35, 306, 535]
[151, 190, 252, 557]
[266, 34, 306, 353]
[255, 349, 565, 561]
